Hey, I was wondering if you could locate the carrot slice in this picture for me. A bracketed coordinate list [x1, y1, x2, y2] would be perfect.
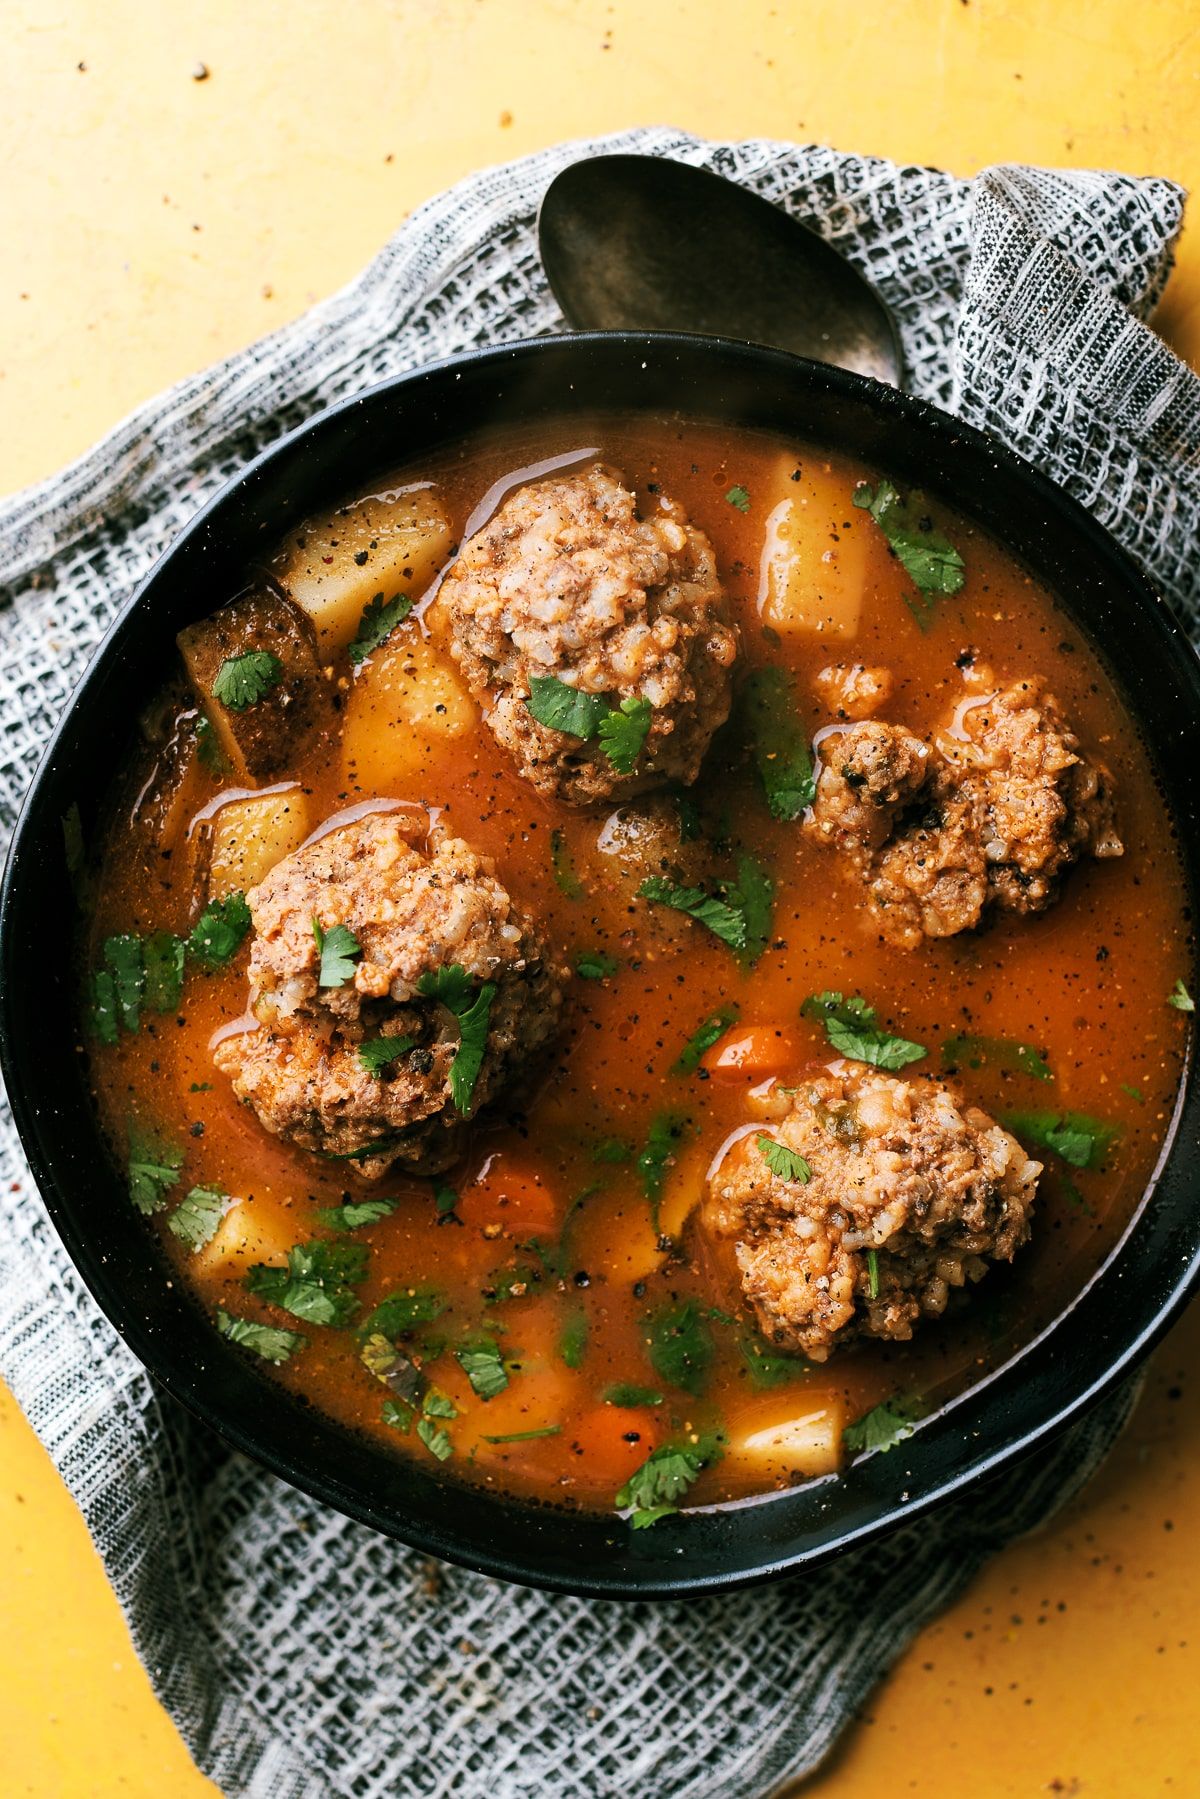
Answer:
[701, 1025, 800, 1082]
[568, 1403, 660, 1486]
[457, 1155, 560, 1237]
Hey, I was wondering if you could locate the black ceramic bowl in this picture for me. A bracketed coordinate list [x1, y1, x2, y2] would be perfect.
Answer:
[3, 335, 1198, 1598]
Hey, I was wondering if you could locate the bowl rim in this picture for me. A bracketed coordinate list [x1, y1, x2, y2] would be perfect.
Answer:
[2, 329, 1197, 1598]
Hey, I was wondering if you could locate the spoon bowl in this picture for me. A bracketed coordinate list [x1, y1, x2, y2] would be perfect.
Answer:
[538, 153, 903, 384]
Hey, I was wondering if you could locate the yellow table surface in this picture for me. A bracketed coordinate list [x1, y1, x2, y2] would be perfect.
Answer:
[2, 2, 1199, 1793]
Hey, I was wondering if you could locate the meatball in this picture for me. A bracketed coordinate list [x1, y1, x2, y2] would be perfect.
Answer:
[438, 462, 739, 805]
[213, 814, 565, 1178]
[805, 678, 1122, 947]
[702, 1066, 1041, 1361]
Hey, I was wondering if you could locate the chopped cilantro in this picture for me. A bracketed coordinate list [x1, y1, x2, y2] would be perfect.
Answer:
[1003, 1109, 1118, 1170]
[1169, 978, 1195, 1013]
[348, 592, 413, 665]
[645, 1299, 714, 1397]
[103, 934, 144, 1033]
[598, 696, 653, 775]
[802, 991, 926, 1070]
[422, 1387, 458, 1420]
[525, 675, 609, 739]
[358, 1287, 446, 1339]
[434, 1184, 460, 1221]
[602, 1383, 663, 1408]
[457, 1341, 509, 1400]
[359, 1334, 426, 1405]
[757, 1134, 811, 1183]
[1120, 1083, 1144, 1105]
[486, 1261, 542, 1305]
[315, 1197, 397, 1230]
[216, 1309, 305, 1364]
[143, 931, 186, 1013]
[638, 1112, 686, 1231]
[195, 712, 228, 773]
[312, 916, 362, 989]
[844, 1397, 922, 1456]
[245, 1239, 369, 1327]
[672, 1005, 739, 1074]
[725, 484, 751, 512]
[638, 875, 746, 950]
[740, 667, 817, 820]
[417, 962, 495, 1113]
[592, 1136, 632, 1164]
[357, 1035, 415, 1076]
[559, 1308, 588, 1368]
[127, 1126, 184, 1215]
[550, 827, 584, 899]
[940, 1033, 1051, 1082]
[729, 853, 774, 968]
[188, 892, 252, 969]
[852, 480, 965, 627]
[88, 969, 119, 1045]
[382, 1398, 413, 1432]
[616, 1432, 723, 1528]
[483, 1425, 562, 1444]
[739, 1333, 810, 1389]
[415, 1415, 453, 1461]
[211, 650, 283, 711]
[866, 1248, 880, 1299]
[576, 950, 618, 981]
[168, 1183, 228, 1251]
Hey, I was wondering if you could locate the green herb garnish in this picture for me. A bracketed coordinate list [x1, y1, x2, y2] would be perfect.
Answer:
[168, 1183, 227, 1251]
[852, 481, 965, 628]
[483, 1425, 562, 1444]
[415, 1416, 454, 1461]
[88, 970, 119, 1045]
[525, 674, 610, 739]
[1003, 1109, 1118, 1170]
[195, 712, 228, 773]
[940, 1033, 1051, 1082]
[616, 1433, 723, 1528]
[211, 650, 283, 711]
[315, 1197, 398, 1231]
[382, 1398, 413, 1432]
[143, 931, 186, 1013]
[312, 915, 362, 989]
[550, 827, 584, 899]
[638, 876, 746, 950]
[866, 1248, 880, 1299]
[1169, 978, 1195, 1013]
[672, 1005, 738, 1075]
[844, 1397, 922, 1456]
[645, 1299, 714, 1397]
[357, 1035, 415, 1076]
[127, 1126, 184, 1216]
[739, 1333, 810, 1390]
[103, 934, 144, 1033]
[216, 1309, 305, 1364]
[245, 1239, 369, 1328]
[729, 853, 774, 967]
[592, 1137, 632, 1165]
[576, 950, 618, 981]
[457, 1341, 509, 1400]
[358, 1287, 446, 1338]
[417, 962, 496, 1114]
[598, 696, 653, 774]
[637, 1112, 686, 1231]
[602, 1384, 663, 1408]
[188, 892, 252, 969]
[741, 667, 816, 820]
[725, 485, 751, 512]
[802, 991, 926, 1070]
[348, 592, 413, 665]
[559, 1308, 588, 1368]
[756, 1134, 811, 1183]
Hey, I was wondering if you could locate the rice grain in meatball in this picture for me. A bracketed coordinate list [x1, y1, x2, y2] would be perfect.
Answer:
[702, 1065, 1041, 1360]
[213, 813, 565, 1178]
[438, 462, 739, 804]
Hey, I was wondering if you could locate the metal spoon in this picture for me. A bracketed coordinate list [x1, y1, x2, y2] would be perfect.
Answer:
[538, 154, 903, 387]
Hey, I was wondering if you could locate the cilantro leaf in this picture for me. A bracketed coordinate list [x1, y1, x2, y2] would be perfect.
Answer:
[348, 592, 413, 665]
[645, 1299, 714, 1397]
[195, 712, 228, 774]
[741, 667, 816, 820]
[127, 1125, 184, 1215]
[416, 1415, 454, 1460]
[1169, 978, 1195, 1013]
[456, 1341, 509, 1400]
[802, 991, 926, 1070]
[88, 970, 120, 1045]
[485, 1261, 543, 1305]
[482, 1425, 562, 1444]
[417, 963, 495, 1113]
[598, 696, 653, 775]
[422, 1387, 458, 1420]
[245, 1239, 369, 1327]
[866, 1247, 880, 1299]
[434, 1184, 460, 1222]
[188, 892, 252, 969]
[360, 1334, 426, 1405]
[168, 1183, 228, 1251]
[602, 1383, 663, 1408]
[357, 1035, 415, 1076]
[1003, 1109, 1118, 1170]
[312, 916, 362, 989]
[725, 484, 751, 512]
[739, 1332, 811, 1390]
[672, 1005, 738, 1075]
[315, 1197, 398, 1230]
[576, 950, 618, 981]
[143, 931, 186, 1013]
[211, 650, 283, 711]
[525, 675, 609, 739]
[550, 826, 584, 899]
[638, 876, 746, 950]
[103, 934, 144, 1033]
[940, 1033, 1051, 1082]
[757, 1134, 811, 1183]
[728, 853, 774, 968]
[616, 1433, 723, 1527]
[382, 1398, 413, 1432]
[559, 1308, 588, 1368]
[852, 481, 965, 626]
[844, 1397, 922, 1456]
[216, 1308, 305, 1364]
[358, 1287, 446, 1338]
[592, 1136, 632, 1164]
[637, 1112, 686, 1231]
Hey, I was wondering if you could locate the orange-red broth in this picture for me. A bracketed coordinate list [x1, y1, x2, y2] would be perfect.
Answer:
[84, 419, 1192, 1515]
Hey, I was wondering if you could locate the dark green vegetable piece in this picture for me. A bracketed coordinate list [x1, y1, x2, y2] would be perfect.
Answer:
[739, 1333, 810, 1390]
[525, 675, 609, 739]
[143, 931, 186, 1013]
[1002, 1109, 1118, 1170]
[216, 1309, 305, 1364]
[637, 876, 746, 950]
[348, 593, 413, 665]
[483, 1426, 563, 1444]
[358, 1287, 446, 1339]
[598, 696, 653, 774]
[645, 1300, 714, 1398]
[559, 1308, 588, 1369]
[576, 950, 619, 981]
[550, 827, 584, 899]
[103, 934, 144, 1033]
[127, 1126, 184, 1215]
[245, 1240, 369, 1328]
[672, 1005, 739, 1075]
[312, 916, 362, 989]
[728, 853, 774, 968]
[802, 991, 926, 1070]
[637, 1113, 687, 1232]
[212, 650, 283, 711]
[602, 1384, 663, 1408]
[740, 667, 816, 820]
[940, 1033, 1051, 1082]
[168, 1184, 227, 1251]
[616, 1432, 723, 1528]
[852, 480, 965, 628]
[844, 1397, 922, 1456]
[188, 892, 252, 969]
[88, 970, 119, 1045]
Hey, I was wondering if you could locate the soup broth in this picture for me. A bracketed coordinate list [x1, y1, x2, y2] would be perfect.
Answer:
[82, 417, 1193, 1522]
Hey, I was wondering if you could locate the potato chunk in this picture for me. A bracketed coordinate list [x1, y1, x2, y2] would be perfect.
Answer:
[272, 488, 453, 655]
[341, 626, 476, 794]
[208, 789, 310, 899]
[729, 1397, 845, 1479]
[758, 454, 870, 638]
[192, 1194, 296, 1276]
[178, 588, 324, 781]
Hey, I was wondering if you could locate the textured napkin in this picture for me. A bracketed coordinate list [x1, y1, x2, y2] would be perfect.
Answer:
[2, 129, 1198, 1799]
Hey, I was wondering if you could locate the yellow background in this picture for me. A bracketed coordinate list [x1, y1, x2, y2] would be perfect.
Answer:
[2, 1, 1199, 1792]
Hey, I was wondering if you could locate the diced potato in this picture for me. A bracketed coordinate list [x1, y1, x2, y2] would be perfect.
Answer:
[341, 627, 476, 794]
[272, 487, 453, 655]
[758, 453, 870, 638]
[193, 1195, 296, 1277]
[178, 588, 324, 781]
[208, 789, 310, 899]
[730, 1397, 845, 1479]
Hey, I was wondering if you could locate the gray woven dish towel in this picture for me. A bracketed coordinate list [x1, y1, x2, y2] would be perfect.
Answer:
[2, 129, 1198, 1799]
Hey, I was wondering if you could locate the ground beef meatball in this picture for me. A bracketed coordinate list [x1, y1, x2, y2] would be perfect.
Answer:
[438, 462, 739, 805]
[805, 677, 1122, 947]
[212, 813, 565, 1178]
[702, 1066, 1041, 1360]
